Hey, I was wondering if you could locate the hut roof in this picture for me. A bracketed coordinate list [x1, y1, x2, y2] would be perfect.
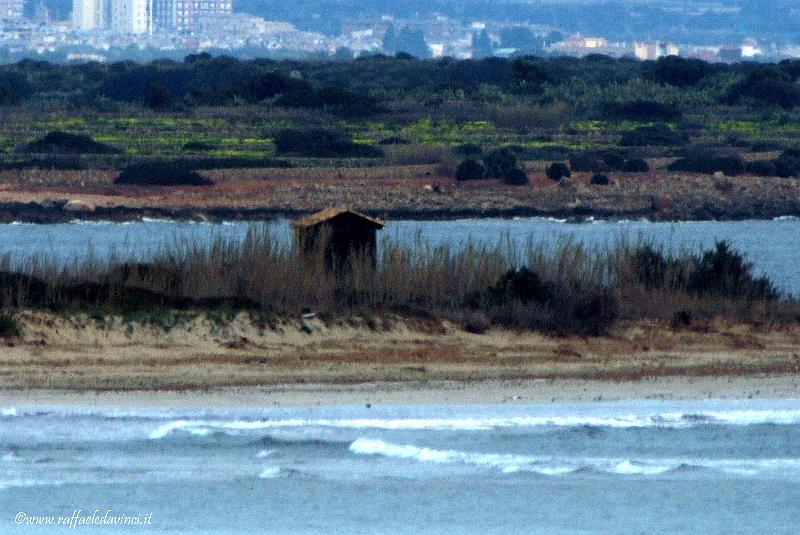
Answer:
[292, 208, 384, 229]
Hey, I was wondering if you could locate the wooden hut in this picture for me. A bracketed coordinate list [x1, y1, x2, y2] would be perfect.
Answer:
[293, 208, 384, 269]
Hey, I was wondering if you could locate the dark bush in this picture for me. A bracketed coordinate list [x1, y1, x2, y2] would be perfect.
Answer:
[600, 100, 682, 122]
[115, 161, 214, 186]
[687, 241, 778, 300]
[570, 149, 625, 172]
[454, 143, 483, 156]
[184, 157, 293, 170]
[143, 82, 175, 110]
[0, 156, 88, 171]
[182, 141, 215, 152]
[483, 148, 518, 178]
[745, 159, 777, 177]
[19, 131, 120, 155]
[455, 159, 485, 181]
[546, 162, 571, 180]
[485, 267, 553, 306]
[751, 140, 785, 152]
[774, 152, 800, 177]
[570, 154, 610, 173]
[503, 166, 529, 186]
[671, 308, 694, 329]
[724, 68, 800, 109]
[273, 128, 383, 158]
[620, 158, 650, 172]
[481, 148, 527, 184]
[650, 56, 714, 87]
[590, 174, 610, 185]
[667, 150, 745, 176]
[378, 136, 410, 145]
[619, 124, 688, 147]
[572, 289, 618, 336]
[0, 312, 22, 339]
[631, 245, 670, 290]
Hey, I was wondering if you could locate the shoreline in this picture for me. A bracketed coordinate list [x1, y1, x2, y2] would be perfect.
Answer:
[0, 202, 799, 225]
[3, 375, 800, 408]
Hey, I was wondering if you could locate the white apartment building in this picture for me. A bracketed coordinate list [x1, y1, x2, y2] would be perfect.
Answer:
[72, 0, 104, 30]
[111, 0, 152, 34]
[153, 0, 232, 32]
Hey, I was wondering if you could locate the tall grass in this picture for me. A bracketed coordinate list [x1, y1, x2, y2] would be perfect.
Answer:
[0, 226, 794, 334]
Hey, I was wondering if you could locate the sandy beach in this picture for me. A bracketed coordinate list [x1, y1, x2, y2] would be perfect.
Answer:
[1, 311, 799, 406]
[3, 374, 800, 409]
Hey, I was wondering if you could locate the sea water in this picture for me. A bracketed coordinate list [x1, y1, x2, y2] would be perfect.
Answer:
[2, 399, 800, 534]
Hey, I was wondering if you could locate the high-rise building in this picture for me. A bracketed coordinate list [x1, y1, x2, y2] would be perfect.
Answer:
[0, 0, 24, 20]
[72, 0, 105, 30]
[153, 0, 232, 32]
[110, 0, 152, 34]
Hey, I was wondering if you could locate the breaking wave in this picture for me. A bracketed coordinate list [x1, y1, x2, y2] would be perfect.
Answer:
[146, 409, 800, 439]
[348, 438, 800, 477]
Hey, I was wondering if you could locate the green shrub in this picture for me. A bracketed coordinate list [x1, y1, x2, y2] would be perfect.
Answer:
[455, 159, 485, 181]
[590, 173, 610, 185]
[115, 161, 214, 186]
[546, 162, 571, 180]
[273, 128, 383, 158]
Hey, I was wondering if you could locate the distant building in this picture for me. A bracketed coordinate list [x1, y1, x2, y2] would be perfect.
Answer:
[634, 41, 679, 61]
[153, 0, 231, 32]
[72, 0, 105, 31]
[111, 0, 152, 34]
[565, 36, 606, 49]
[0, 0, 23, 20]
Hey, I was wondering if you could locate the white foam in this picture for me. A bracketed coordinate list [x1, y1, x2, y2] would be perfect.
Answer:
[258, 466, 281, 479]
[146, 409, 800, 439]
[256, 449, 275, 458]
[0, 479, 63, 491]
[611, 460, 674, 475]
[349, 438, 800, 477]
[0, 407, 17, 417]
[2, 451, 19, 462]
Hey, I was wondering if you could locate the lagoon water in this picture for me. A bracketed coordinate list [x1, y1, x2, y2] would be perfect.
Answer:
[3, 400, 800, 534]
[0, 216, 798, 294]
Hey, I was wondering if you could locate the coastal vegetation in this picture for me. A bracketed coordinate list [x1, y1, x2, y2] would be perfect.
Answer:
[2, 55, 800, 191]
[0, 229, 793, 339]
